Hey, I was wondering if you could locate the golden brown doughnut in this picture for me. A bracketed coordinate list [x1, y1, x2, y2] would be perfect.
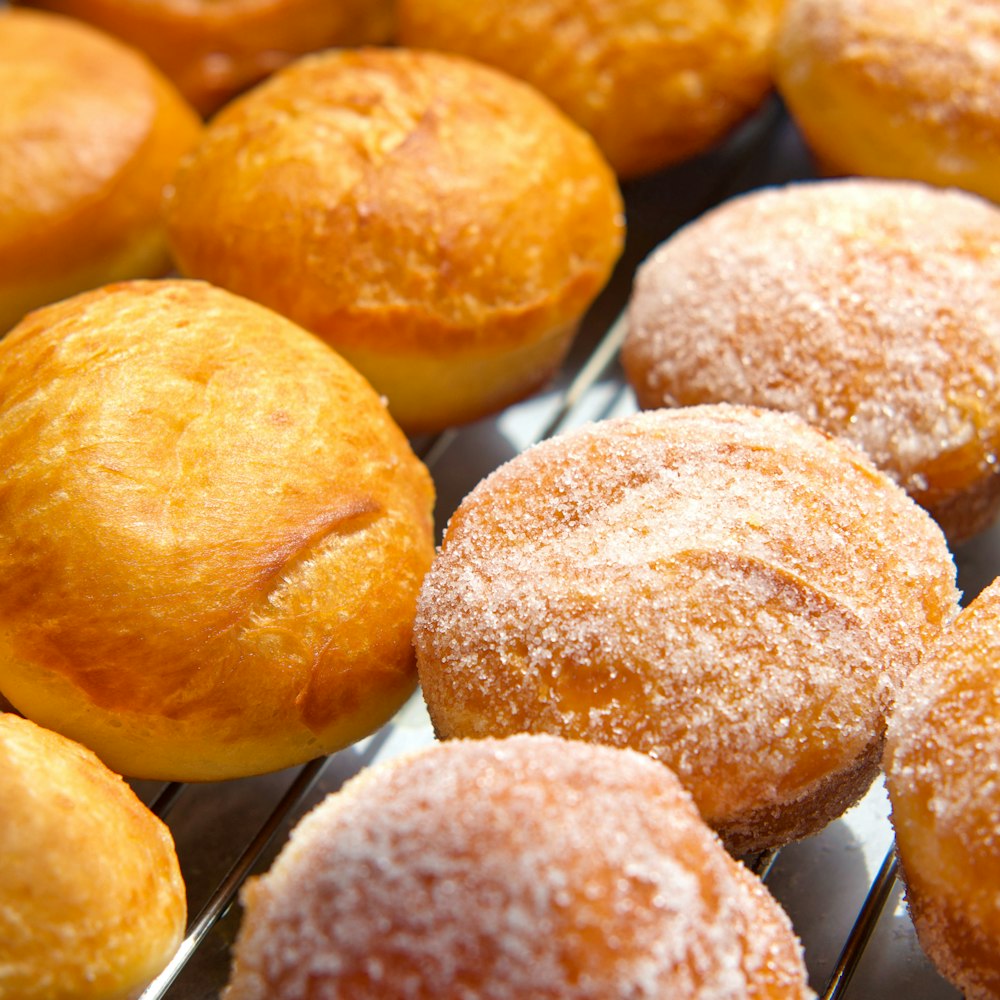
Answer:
[623, 179, 1000, 544]
[775, 0, 1000, 203]
[0, 9, 201, 335]
[397, 0, 784, 179]
[223, 734, 814, 999]
[415, 405, 960, 854]
[163, 47, 624, 433]
[885, 576, 1000, 1000]
[10, 0, 395, 116]
[0, 279, 435, 781]
[0, 711, 186, 999]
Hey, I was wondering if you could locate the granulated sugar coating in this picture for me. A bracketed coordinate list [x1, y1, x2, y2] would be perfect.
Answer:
[415, 405, 960, 854]
[886, 576, 1000, 1000]
[222, 735, 815, 1000]
[622, 179, 1000, 543]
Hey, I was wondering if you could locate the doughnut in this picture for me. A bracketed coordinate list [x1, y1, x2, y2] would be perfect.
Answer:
[396, 0, 784, 179]
[415, 405, 960, 854]
[0, 711, 186, 999]
[885, 576, 1000, 999]
[623, 178, 1000, 544]
[222, 734, 814, 999]
[0, 9, 201, 335]
[10, 0, 394, 116]
[163, 47, 624, 433]
[774, 0, 1000, 204]
[0, 279, 435, 782]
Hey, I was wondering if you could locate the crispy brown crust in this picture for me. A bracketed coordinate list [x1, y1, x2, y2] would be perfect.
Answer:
[0, 712, 186, 998]
[775, 0, 1000, 203]
[0, 9, 201, 333]
[10, 0, 395, 115]
[718, 733, 884, 857]
[0, 280, 436, 780]
[397, 0, 784, 178]
[164, 47, 624, 432]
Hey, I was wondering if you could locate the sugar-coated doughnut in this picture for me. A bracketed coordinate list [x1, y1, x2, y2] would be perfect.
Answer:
[0, 712, 186, 999]
[623, 179, 1000, 544]
[415, 405, 960, 854]
[397, 0, 784, 179]
[223, 734, 814, 999]
[775, 0, 1000, 204]
[164, 47, 624, 433]
[0, 280, 435, 781]
[0, 9, 201, 335]
[10, 0, 394, 116]
[885, 576, 1000, 1000]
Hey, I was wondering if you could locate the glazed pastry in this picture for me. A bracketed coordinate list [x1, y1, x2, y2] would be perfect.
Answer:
[397, 0, 784, 178]
[0, 711, 186, 1000]
[0, 8, 200, 334]
[0, 280, 435, 781]
[10, 0, 395, 116]
[164, 47, 624, 433]
[775, 0, 1000, 203]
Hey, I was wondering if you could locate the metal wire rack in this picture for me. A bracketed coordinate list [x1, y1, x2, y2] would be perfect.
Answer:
[131, 98, 987, 999]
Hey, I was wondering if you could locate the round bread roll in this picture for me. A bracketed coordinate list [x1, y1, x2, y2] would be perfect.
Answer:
[885, 576, 1000, 1000]
[0, 711, 186, 1000]
[10, 0, 394, 116]
[774, 0, 1000, 204]
[0, 9, 201, 335]
[223, 734, 814, 999]
[623, 179, 1000, 544]
[0, 280, 435, 782]
[163, 47, 624, 434]
[397, 0, 784, 179]
[415, 405, 960, 854]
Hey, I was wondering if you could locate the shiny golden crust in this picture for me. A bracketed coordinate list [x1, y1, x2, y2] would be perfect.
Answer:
[775, 0, 1000, 203]
[164, 47, 624, 433]
[0, 280, 435, 781]
[0, 9, 201, 334]
[10, 0, 394, 116]
[397, 0, 784, 179]
[623, 179, 1000, 544]
[415, 406, 960, 853]
[886, 577, 1000, 1000]
[224, 735, 814, 999]
[0, 712, 186, 999]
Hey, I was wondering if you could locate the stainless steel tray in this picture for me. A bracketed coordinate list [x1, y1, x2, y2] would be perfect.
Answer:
[133, 99, 989, 999]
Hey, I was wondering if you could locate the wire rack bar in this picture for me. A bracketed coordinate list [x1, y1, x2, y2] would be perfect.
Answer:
[137, 757, 328, 1000]
[821, 845, 900, 1000]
